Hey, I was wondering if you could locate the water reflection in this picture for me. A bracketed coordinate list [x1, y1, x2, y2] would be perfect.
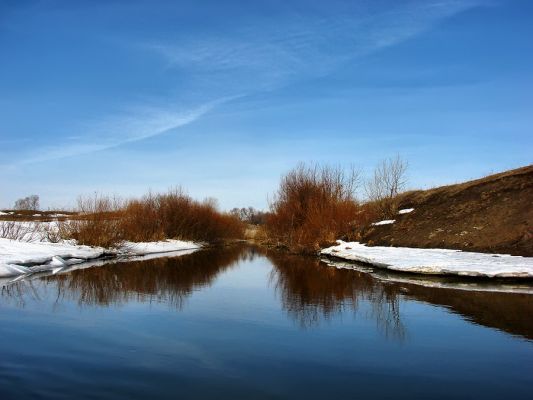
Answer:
[266, 251, 406, 339]
[322, 259, 533, 341]
[1, 244, 532, 340]
[400, 280, 533, 340]
[1, 245, 252, 309]
[267, 249, 533, 340]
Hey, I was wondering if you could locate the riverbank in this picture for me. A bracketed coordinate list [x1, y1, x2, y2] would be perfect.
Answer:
[321, 240, 533, 278]
[360, 165, 533, 256]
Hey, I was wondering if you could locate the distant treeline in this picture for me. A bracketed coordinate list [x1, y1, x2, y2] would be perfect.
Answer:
[229, 207, 269, 225]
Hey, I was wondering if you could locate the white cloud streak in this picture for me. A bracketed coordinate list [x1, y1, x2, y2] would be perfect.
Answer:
[15, 97, 232, 166]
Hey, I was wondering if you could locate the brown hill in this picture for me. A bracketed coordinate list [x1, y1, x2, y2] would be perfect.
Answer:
[361, 165, 533, 256]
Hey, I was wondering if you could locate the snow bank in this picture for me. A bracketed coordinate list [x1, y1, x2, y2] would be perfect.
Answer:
[372, 219, 395, 226]
[0, 238, 105, 277]
[0, 238, 200, 278]
[321, 241, 533, 278]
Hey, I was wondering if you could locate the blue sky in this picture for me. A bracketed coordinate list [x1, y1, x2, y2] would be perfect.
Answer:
[1, 0, 532, 210]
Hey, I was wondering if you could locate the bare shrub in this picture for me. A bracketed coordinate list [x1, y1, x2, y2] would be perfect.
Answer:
[120, 191, 165, 242]
[365, 155, 408, 219]
[0, 220, 45, 242]
[0, 220, 30, 241]
[265, 163, 363, 253]
[62, 194, 125, 248]
[38, 220, 72, 243]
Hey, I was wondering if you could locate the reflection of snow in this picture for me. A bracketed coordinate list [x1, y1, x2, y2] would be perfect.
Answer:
[323, 259, 533, 294]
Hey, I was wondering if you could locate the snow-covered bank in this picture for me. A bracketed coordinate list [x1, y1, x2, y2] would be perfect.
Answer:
[0, 238, 200, 278]
[321, 241, 533, 278]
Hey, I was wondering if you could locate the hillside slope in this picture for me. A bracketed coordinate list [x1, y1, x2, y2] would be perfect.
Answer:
[361, 165, 533, 256]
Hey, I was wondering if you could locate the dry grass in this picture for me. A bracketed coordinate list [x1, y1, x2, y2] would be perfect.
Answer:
[244, 224, 269, 242]
[265, 163, 366, 253]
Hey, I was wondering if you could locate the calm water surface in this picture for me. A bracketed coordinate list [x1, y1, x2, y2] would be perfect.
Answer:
[1, 245, 532, 399]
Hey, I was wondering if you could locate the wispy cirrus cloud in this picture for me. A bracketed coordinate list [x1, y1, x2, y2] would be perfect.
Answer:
[145, 0, 488, 92]
[13, 97, 233, 166]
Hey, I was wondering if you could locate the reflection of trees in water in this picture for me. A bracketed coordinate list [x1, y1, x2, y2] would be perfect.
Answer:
[266, 252, 406, 340]
[368, 284, 405, 340]
[1, 245, 253, 309]
[1, 279, 42, 308]
[3, 245, 530, 341]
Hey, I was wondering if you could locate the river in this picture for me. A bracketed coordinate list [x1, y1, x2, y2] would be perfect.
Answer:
[1, 244, 532, 399]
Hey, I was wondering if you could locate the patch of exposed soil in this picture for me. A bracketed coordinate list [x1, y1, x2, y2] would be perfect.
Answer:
[361, 165, 533, 256]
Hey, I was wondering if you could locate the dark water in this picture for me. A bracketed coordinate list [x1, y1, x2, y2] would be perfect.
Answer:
[1, 245, 532, 399]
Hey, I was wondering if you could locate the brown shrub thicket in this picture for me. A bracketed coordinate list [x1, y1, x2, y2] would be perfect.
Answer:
[60, 189, 245, 247]
[60, 194, 125, 248]
[121, 189, 244, 243]
[265, 163, 363, 253]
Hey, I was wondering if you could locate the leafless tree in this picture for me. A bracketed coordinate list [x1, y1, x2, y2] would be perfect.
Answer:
[365, 155, 408, 219]
[230, 207, 269, 225]
[14, 194, 40, 211]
